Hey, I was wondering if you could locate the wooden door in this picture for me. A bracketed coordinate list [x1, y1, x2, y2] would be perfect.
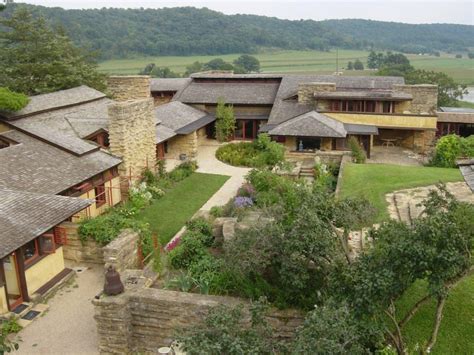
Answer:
[2, 253, 24, 311]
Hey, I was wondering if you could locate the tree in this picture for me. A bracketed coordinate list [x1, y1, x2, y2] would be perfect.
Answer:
[233, 55, 260, 73]
[215, 99, 235, 142]
[347, 61, 354, 70]
[468, 52, 474, 59]
[203, 58, 234, 71]
[185, 61, 203, 76]
[0, 7, 107, 95]
[353, 59, 364, 70]
[0, 87, 29, 111]
[455, 54, 462, 58]
[405, 69, 467, 106]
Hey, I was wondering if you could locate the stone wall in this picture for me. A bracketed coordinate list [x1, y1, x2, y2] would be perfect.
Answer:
[165, 132, 198, 160]
[61, 223, 140, 269]
[108, 99, 157, 182]
[393, 84, 438, 115]
[413, 129, 436, 153]
[286, 150, 348, 165]
[298, 82, 336, 104]
[93, 287, 303, 354]
[103, 229, 140, 273]
[108, 76, 151, 101]
[61, 222, 104, 264]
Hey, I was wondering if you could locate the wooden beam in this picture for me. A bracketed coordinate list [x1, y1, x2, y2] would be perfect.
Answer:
[15, 248, 29, 302]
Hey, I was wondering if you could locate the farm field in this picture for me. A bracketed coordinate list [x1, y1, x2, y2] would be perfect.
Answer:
[98, 49, 474, 84]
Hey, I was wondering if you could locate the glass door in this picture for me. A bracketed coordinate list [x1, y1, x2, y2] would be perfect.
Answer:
[3, 253, 23, 310]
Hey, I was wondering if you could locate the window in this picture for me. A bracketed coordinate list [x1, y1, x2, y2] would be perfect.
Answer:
[40, 233, 56, 254]
[297, 137, 321, 151]
[95, 183, 106, 207]
[23, 239, 39, 265]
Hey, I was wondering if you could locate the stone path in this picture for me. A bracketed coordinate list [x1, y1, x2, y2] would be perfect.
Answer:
[368, 146, 424, 166]
[386, 181, 474, 224]
[195, 140, 251, 211]
[15, 262, 102, 355]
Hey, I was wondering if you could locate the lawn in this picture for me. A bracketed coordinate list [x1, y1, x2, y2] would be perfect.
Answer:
[138, 172, 229, 245]
[98, 49, 474, 84]
[338, 163, 462, 223]
[392, 274, 474, 354]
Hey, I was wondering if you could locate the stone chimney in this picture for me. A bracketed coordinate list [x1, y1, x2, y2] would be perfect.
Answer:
[298, 82, 336, 104]
[107, 76, 156, 183]
[393, 84, 438, 115]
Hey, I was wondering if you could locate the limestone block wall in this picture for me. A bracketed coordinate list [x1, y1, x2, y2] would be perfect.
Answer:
[393, 84, 438, 115]
[93, 287, 303, 354]
[108, 99, 157, 182]
[103, 229, 139, 273]
[107, 76, 151, 101]
[298, 82, 336, 104]
[61, 222, 104, 264]
[413, 130, 436, 153]
[165, 132, 198, 160]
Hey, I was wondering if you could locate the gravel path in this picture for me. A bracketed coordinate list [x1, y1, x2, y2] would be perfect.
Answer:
[16, 263, 102, 355]
[195, 141, 250, 211]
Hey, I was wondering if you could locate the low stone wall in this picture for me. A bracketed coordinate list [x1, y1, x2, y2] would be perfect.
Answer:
[61, 223, 139, 269]
[103, 229, 140, 272]
[61, 222, 104, 264]
[286, 150, 349, 165]
[335, 154, 352, 196]
[165, 132, 198, 160]
[94, 287, 303, 354]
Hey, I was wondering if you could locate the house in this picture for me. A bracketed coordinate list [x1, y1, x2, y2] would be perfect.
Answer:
[149, 73, 438, 158]
[436, 107, 474, 137]
[0, 188, 91, 314]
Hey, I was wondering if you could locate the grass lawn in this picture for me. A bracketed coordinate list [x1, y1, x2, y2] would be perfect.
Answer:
[339, 163, 462, 223]
[98, 49, 474, 84]
[392, 274, 474, 354]
[138, 172, 229, 245]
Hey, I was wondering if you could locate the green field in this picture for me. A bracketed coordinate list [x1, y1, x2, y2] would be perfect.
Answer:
[99, 49, 474, 84]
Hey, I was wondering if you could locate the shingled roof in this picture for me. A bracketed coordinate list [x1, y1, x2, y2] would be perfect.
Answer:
[1, 86, 106, 120]
[174, 81, 280, 105]
[0, 130, 121, 195]
[458, 159, 474, 192]
[269, 111, 347, 137]
[151, 78, 192, 92]
[0, 188, 92, 259]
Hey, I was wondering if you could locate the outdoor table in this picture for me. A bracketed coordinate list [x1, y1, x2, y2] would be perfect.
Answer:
[381, 138, 397, 147]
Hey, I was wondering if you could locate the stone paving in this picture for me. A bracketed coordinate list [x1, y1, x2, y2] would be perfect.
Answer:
[368, 146, 424, 166]
[194, 140, 251, 211]
[15, 262, 102, 355]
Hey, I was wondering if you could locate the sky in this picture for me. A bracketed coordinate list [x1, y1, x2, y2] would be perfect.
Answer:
[17, 0, 474, 25]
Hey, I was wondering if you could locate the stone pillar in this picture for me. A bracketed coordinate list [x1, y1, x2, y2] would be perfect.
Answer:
[108, 99, 157, 184]
[107, 76, 151, 101]
[297, 82, 336, 104]
[393, 84, 438, 115]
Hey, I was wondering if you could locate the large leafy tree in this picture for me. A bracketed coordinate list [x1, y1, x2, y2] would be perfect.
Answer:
[233, 55, 260, 73]
[0, 7, 106, 95]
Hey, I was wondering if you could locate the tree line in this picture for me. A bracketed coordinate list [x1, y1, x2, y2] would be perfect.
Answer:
[1, 4, 473, 59]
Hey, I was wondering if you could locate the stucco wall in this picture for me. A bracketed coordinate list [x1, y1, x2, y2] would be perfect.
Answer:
[325, 112, 437, 130]
[25, 247, 65, 295]
[93, 287, 303, 354]
[4, 255, 19, 296]
[0, 286, 7, 314]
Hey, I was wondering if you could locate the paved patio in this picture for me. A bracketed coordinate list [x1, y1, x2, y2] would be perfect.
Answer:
[368, 146, 424, 166]
[15, 262, 102, 355]
[195, 140, 251, 210]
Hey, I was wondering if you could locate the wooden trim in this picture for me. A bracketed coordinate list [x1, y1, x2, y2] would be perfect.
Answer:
[34, 268, 73, 296]
[14, 250, 29, 303]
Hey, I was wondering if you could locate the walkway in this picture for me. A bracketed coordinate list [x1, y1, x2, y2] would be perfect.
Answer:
[195, 140, 251, 211]
[368, 146, 424, 166]
[16, 262, 102, 355]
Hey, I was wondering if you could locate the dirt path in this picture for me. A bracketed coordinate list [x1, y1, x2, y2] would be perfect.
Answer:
[15, 263, 103, 355]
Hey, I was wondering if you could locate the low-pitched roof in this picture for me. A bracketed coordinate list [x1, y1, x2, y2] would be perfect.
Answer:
[0, 188, 92, 259]
[437, 111, 474, 124]
[156, 124, 177, 144]
[439, 107, 474, 113]
[151, 78, 192, 92]
[269, 111, 347, 137]
[0, 130, 121, 195]
[155, 101, 209, 131]
[312, 90, 412, 101]
[174, 81, 280, 105]
[1, 86, 106, 120]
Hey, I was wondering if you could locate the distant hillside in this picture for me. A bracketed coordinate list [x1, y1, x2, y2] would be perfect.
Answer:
[2, 4, 473, 59]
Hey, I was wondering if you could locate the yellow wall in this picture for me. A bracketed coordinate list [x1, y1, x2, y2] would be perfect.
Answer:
[73, 176, 122, 221]
[325, 113, 437, 130]
[4, 255, 19, 296]
[25, 247, 65, 295]
[0, 286, 7, 314]
[0, 123, 11, 133]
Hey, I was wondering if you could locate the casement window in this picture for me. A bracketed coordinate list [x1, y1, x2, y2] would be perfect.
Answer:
[40, 232, 56, 254]
[95, 183, 106, 207]
[23, 239, 40, 266]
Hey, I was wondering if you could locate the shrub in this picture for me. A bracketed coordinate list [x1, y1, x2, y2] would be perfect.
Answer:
[168, 231, 208, 269]
[215, 99, 236, 142]
[209, 205, 224, 218]
[234, 196, 254, 208]
[168, 161, 198, 181]
[186, 217, 214, 246]
[430, 134, 463, 167]
[348, 137, 367, 163]
[237, 183, 256, 198]
[0, 87, 29, 112]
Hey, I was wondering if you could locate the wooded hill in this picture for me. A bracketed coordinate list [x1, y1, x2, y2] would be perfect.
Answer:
[2, 4, 473, 59]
